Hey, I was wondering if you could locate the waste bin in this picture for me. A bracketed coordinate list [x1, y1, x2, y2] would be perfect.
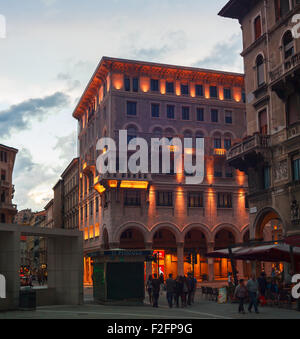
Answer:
[19, 289, 36, 310]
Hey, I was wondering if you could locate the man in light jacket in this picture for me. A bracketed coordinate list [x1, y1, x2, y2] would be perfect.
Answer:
[246, 274, 259, 314]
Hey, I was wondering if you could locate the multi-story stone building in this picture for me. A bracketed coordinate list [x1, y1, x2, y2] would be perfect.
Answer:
[61, 158, 79, 230]
[219, 0, 300, 271]
[73, 57, 249, 284]
[0, 144, 18, 224]
[44, 199, 54, 229]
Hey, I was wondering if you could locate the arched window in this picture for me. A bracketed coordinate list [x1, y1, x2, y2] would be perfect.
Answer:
[256, 54, 265, 87]
[282, 30, 294, 60]
[153, 127, 163, 139]
[127, 125, 138, 143]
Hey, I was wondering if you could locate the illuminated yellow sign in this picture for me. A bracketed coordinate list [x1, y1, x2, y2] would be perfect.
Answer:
[120, 181, 149, 189]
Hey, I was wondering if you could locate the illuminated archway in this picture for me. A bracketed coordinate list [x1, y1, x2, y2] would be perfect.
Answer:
[119, 228, 145, 249]
[253, 207, 285, 277]
[214, 229, 236, 280]
[184, 228, 208, 281]
[152, 227, 178, 279]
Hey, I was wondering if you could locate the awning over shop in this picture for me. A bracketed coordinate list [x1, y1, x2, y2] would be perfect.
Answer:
[206, 244, 300, 263]
[285, 235, 300, 247]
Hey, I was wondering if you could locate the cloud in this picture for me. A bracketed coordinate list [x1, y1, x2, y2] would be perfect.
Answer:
[0, 92, 70, 139]
[129, 30, 188, 60]
[192, 34, 243, 72]
[13, 149, 58, 211]
[53, 131, 77, 162]
[13, 132, 77, 211]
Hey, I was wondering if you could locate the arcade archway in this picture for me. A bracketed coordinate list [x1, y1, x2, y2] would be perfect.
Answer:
[214, 229, 236, 280]
[184, 229, 208, 281]
[152, 228, 178, 279]
[119, 228, 145, 249]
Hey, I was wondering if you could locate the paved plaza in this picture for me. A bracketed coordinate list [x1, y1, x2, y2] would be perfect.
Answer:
[0, 287, 299, 319]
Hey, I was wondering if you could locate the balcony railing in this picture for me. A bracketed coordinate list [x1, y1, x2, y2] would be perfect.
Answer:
[0, 180, 10, 189]
[227, 134, 270, 161]
[269, 52, 300, 83]
[0, 202, 17, 211]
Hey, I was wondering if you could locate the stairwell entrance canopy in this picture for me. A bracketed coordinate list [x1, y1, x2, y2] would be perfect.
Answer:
[206, 244, 300, 263]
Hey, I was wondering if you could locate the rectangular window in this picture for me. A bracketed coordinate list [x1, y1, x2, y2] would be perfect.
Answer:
[166, 82, 174, 94]
[181, 84, 189, 95]
[133, 78, 139, 92]
[293, 158, 300, 181]
[156, 191, 173, 207]
[225, 165, 233, 178]
[151, 103, 160, 118]
[214, 163, 223, 178]
[264, 167, 271, 189]
[124, 190, 141, 206]
[167, 105, 175, 119]
[210, 86, 218, 98]
[188, 192, 204, 208]
[217, 193, 232, 208]
[197, 108, 204, 121]
[96, 197, 99, 213]
[275, 0, 291, 21]
[211, 109, 219, 123]
[1, 170, 6, 181]
[254, 15, 262, 40]
[214, 138, 222, 149]
[182, 107, 190, 120]
[195, 84, 204, 97]
[225, 111, 233, 124]
[124, 77, 131, 91]
[90, 200, 93, 216]
[224, 88, 232, 100]
[127, 101, 137, 116]
[151, 79, 159, 92]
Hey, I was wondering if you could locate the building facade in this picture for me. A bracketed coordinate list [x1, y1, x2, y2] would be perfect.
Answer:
[0, 144, 18, 224]
[220, 0, 300, 268]
[61, 158, 79, 230]
[73, 57, 249, 284]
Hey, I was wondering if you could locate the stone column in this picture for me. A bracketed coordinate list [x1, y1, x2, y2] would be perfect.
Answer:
[177, 242, 184, 276]
[207, 242, 215, 282]
[145, 242, 153, 279]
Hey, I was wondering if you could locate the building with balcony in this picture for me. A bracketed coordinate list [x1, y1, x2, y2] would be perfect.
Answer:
[0, 144, 18, 224]
[73, 57, 249, 284]
[219, 0, 300, 272]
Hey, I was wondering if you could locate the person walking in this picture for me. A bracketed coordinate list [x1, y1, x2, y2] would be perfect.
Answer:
[152, 274, 161, 308]
[146, 275, 153, 305]
[182, 276, 189, 307]
[257, 272, 267, 297]
[166, 274, 176, 308]
[234, 279, 248, 314]
[174, 276, 182, 308]
[246, 274, 259, 314]
[187, 273, 195, 306]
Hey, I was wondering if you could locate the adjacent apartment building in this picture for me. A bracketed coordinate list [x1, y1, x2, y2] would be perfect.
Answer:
[0, 144, 18, 224]
[73, 57, 249, 284]
[219, 0, 300, 261]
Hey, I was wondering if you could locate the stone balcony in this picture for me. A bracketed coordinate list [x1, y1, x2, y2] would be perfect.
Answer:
[227, 134, 271, 172]
[0, 180, 10, 189]
[0, 202, 17, 211]
[270, 52, 300, 83]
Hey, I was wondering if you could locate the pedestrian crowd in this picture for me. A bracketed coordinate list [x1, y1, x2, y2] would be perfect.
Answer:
[146, 273, 197, 308]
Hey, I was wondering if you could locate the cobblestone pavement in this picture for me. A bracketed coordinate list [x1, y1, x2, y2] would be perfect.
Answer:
[0, 287, 299, 319]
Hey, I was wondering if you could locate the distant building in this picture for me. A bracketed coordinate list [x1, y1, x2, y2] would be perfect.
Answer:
[61, 158, 79, 230]
[0, 144, 18, 224]
[73, 57, 249, 284]
[44, 199, 54, 229]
